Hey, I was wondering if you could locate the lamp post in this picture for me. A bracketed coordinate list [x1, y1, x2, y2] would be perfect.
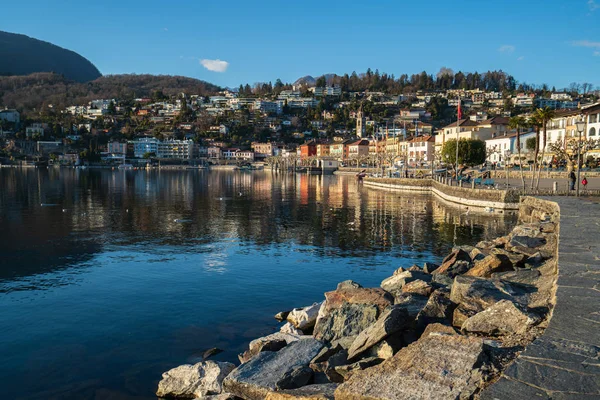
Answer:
[575, 119, 586, 197]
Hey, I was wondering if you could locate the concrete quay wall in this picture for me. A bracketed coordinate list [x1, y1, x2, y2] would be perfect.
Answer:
[363, 178, 521, 211]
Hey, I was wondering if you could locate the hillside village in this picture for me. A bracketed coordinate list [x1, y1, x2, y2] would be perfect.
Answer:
[1, 71, 600, 169]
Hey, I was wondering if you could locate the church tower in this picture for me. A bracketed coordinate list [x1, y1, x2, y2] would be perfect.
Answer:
[356, 105, 366, 138]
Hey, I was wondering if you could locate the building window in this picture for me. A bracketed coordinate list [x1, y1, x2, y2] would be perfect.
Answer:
[590, 114, 598, 124]
[590, 127, 597, 137]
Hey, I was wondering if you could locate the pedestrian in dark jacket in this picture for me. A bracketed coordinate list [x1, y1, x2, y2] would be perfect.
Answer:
[569, 171, 576, 190]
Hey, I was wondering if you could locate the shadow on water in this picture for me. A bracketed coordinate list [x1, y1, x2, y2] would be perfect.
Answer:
[0, 168, 517, 399]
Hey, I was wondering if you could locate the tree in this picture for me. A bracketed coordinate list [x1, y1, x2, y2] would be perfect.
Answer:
[441, 139, 486, 167]
[534, 107, 555, 189]
[527, 114, 542, 189]
[526, 137, 537, 152]
[315, 76, 327, 87]
[509, 116, 528, 191]
[143, 151, 156, 159]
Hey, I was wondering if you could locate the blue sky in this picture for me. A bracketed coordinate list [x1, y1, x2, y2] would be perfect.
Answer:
[2, 0, 599, 89]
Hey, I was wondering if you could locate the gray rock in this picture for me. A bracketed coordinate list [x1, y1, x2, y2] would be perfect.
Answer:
[223, 338, 324, 400]
[510, 235, 546, 249]
[401, 279, 433, 297]
[264, 383, 338, 400]
[239, 332, 305, 363]
[347, 305, 411, 359]
[422, 262, 439, 274]
[462, 299, 541, 335]
[364, 335, 404, 359]
[393, 294, 429, 318]
[450, 276, 530, 313]
[157, 360, 236, 398]
[433, 249, 472, 277]
[335, 333, 487, 400]
[276, 365, 313, 390]
[280, 322, 303, 335]
[431, 273, 454, 287]
[336, 280, 362, 290]
[287, 302, 322, 330]
[490, 248, 527, 268]
[415, 289, 456, 328]
[380, 270, 431, 294]
[313, 303, 379, 343]
[333, 357, 384, 381]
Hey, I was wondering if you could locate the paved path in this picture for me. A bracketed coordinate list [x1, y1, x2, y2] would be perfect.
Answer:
[490, 176, 600, 191]
[482, 197, 600, 399]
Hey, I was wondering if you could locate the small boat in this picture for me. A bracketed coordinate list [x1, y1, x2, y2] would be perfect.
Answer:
[118, 164, 134, 170]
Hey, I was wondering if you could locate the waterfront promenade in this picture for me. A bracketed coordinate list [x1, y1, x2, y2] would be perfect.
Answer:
[365, 177, 600, 398]
[483, 197, 600, 399]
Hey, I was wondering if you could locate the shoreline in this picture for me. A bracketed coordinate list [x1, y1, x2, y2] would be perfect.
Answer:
[156, 196, 561, 399]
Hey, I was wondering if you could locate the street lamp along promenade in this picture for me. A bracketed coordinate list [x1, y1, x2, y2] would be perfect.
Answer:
[575, 119, 586, 197]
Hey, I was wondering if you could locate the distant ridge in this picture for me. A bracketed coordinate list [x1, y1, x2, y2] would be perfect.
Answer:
[0, 30, 102, 82]
[0, 73, 222, 111]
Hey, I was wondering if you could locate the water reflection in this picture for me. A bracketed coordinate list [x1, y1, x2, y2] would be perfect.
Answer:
[0, 169, 516, 399]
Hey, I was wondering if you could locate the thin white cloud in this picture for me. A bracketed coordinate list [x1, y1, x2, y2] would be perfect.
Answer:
[589, 0, 599, 11]
[200, 59, 229, 73]
[498, 45, 515, 53]
[571, 40, 600, 48]
[517, 56, 525, 61]
[163, 28, 169, 32]
[595, 51, 600, 56]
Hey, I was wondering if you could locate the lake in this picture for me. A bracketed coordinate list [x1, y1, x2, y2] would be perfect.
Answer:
[0, 168, 516, 399]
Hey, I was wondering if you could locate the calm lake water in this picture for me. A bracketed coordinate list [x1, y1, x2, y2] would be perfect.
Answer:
[0, 168, 517, 399]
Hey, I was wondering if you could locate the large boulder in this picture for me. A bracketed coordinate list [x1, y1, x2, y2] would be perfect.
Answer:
[287, 302, 322, 330]
[156, 360, 236, 399]
[223, 339, 324, 400]
[333, 357, 384, 382]
[335, 333, 487, 400]
[489, 248, 527, 268]
[393, 294, 429, 319]
[381, 271, 431, 295]
[264, 383, 338, 400]
[432, 249, 471, 277]
[464, 254, 514, 278]
[313, 288, 393, 343]
[313, 303, 379, 343]
[462, 300, 541, 335]
[347, 305, 411, 359]
[239, 332, 305, 363]
[450, 276, 530, 313]
[401, 279, 433, 297]
[415, 289, 456, 328]
[319, 288, 393, 314]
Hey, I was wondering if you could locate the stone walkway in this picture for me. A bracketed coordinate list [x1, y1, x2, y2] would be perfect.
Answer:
[482, 197, 600, 399]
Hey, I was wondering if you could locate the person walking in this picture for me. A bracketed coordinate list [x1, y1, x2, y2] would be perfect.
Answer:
[569, 171, 576, 191]
[582, 176, 588, 190]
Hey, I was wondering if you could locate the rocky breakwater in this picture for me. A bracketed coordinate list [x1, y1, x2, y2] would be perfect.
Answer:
[156, 218, 558, 399]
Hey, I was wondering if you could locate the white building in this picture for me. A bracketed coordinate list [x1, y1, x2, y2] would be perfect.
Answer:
[157, 139, 194, 159]
[133, 137, 160, 158]
[583, 103, 600, 139]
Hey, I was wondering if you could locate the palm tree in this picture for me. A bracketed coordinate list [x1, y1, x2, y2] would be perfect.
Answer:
[534, 107, 556, 190]
[509, 116, 527, 191]
[527, 114, 542, 190]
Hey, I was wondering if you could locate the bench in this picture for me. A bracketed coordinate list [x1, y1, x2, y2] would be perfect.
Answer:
[474, 178, 482, 186]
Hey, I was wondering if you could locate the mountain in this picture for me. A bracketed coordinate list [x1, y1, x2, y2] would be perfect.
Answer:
[0, 31, 101, 82]
[0, 73, 222, 112]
